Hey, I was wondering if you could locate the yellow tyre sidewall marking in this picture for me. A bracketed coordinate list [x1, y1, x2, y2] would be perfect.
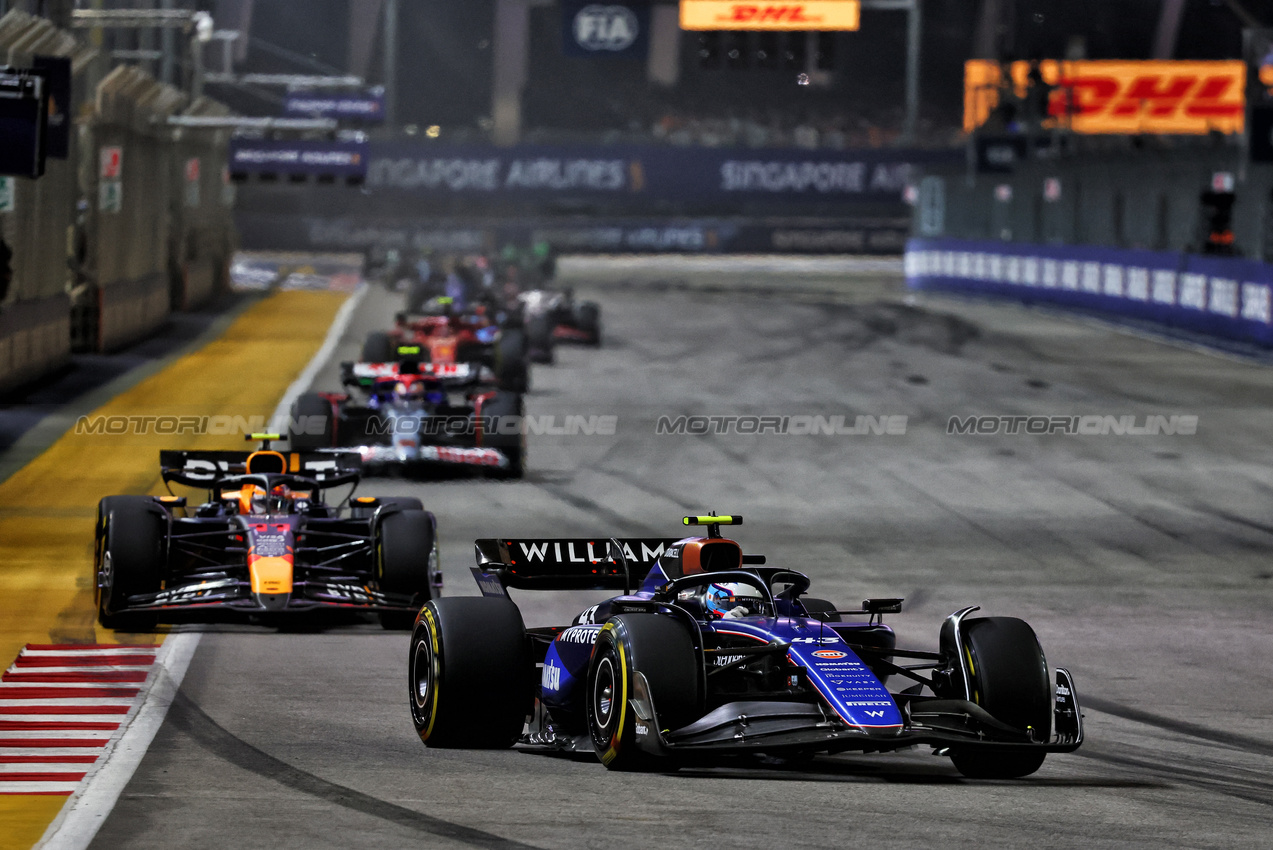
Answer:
[599, 622, 628, 766]
[420, 605, 442, 742]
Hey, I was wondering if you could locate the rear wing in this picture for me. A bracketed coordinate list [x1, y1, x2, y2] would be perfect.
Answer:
[341, 360, 484, 388]
[159, 449, 362, 488]
[472, 537, 681, 596]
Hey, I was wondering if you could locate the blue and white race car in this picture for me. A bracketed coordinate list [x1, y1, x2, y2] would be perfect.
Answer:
[408, 515, 1083, 777]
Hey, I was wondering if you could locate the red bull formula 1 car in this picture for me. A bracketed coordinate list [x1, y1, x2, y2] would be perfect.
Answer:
[407, 515, 1083, 777]
[95, 437, 441, 630]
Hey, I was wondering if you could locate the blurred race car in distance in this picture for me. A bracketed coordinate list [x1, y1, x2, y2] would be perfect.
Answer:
[289, 357, 525, 478]
[95, 436, 441, 631]
[408, 514, 1083, 778]
[520, 288, 601, 364]
[365, 296, 529, 393]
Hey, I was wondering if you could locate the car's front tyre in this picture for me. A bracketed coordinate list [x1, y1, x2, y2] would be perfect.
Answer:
[409, 597, 531, 748]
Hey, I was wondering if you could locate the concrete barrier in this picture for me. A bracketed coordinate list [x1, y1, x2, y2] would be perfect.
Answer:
[906, 237, 1273, 347]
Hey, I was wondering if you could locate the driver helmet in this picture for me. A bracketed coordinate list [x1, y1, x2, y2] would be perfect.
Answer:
[702, 582, 764, 620]
[251, 484, 291, 514]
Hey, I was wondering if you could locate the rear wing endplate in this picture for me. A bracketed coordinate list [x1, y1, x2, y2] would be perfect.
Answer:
[471, 537, 681, 596]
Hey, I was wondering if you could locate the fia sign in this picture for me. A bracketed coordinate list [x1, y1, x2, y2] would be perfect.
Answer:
[563, 1, 649, 58]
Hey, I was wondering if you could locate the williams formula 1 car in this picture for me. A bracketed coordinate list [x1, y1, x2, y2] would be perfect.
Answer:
[408, 515, 1083, 777]
[95, 437, 442, 630]
[289, 357, 525, 478]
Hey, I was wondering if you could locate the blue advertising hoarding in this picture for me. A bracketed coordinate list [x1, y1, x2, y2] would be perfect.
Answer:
[283, 89, 385, 123]
[364, 143, 956, 203]
[561, 1, 650, 59]
[229, 138, 370, 178]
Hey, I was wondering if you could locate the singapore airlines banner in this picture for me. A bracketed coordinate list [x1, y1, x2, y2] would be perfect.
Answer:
[364, 143, 956, 202]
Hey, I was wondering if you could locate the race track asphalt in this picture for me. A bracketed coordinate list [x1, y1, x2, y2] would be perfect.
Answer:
[87, 258, 1273, 849]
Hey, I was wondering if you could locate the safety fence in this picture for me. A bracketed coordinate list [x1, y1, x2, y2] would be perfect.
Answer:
[905, 237, 1273, 347]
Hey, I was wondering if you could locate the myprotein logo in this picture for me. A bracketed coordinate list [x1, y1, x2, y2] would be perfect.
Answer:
[573, 5, 639, 51]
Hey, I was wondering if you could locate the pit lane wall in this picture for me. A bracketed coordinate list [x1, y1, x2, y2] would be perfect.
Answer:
[0, 10, 234, 395]
[0, 12, 91, 393]
[905, 237, 1273, 346]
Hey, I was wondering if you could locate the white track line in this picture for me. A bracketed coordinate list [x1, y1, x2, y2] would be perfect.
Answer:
[271, 283, 368, 429]
[35, 282, 367, 850]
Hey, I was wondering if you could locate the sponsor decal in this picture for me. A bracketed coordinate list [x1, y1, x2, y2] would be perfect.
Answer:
[542, 661, 562, 692]
[416, 445, 506, 466]
[680, 0, 861, 31]
[712, 654, 745, 666]
[515, 540, 666, 564]
[475, 573, 505, 597]
[558, 626, 602, 645]
[635, 722, 649, 735]
[965, 59, 1246, 135]
[811, 649, 848, 659]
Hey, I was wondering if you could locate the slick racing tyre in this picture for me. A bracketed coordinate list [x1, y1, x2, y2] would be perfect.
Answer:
[362, 331, 394, 362]
[495, 329, 529, 393]
[574, 302, 601, 346]
[96, 496, 164, 631]
[479, 391, 525, 479]
[409, 597, 531, 748]
[525, 316, 555, 364]
[947, 616, 1051, 779]
[288, 392, 333, 451]
[376, 509, 437, 629]
[587, 614, 701, 771]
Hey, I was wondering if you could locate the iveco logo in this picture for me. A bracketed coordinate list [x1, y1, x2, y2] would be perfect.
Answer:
[573, 5, 639, 52]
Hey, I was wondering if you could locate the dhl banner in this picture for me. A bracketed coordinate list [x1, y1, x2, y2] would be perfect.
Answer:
[965, 60, 1246, 135]
[680, 0, 860, 31]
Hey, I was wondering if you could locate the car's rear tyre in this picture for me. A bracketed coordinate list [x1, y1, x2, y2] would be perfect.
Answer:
[495, 329, 529, 393]
[96, 496, 164, 631]
[948, 616, 1051, 779]
[409, 597, 531, 747]
[377, 509, 437, 629]
[362, 331, 394, 362]
[799, 597, 842, 622]
[587, 614, 701, 771]
[289, 392, 333, 450]
[575, 302, 601, 345]
[479, 391, 525, 479]
[525, 316, 554, 364]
